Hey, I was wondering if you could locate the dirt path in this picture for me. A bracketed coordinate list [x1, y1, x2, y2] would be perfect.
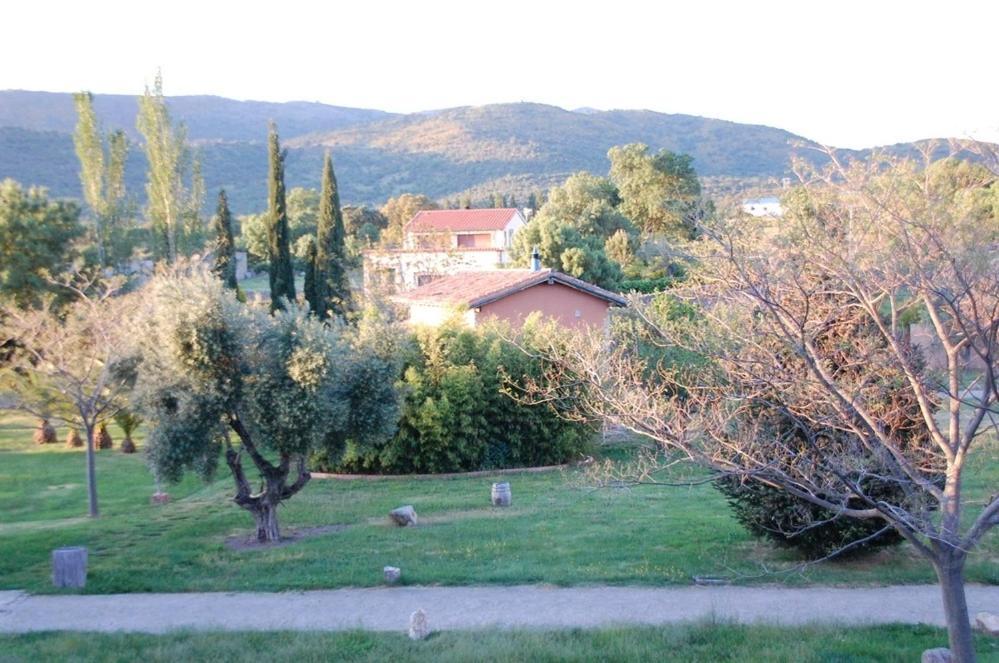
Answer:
[1, 585, 997, 634]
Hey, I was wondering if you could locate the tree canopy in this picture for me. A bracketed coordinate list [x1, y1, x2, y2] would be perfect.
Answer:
[608, 143, 701, 240]
[266, 122, 295, 310]
[134, 268, 400, 541]
[379, 193, 438, 247]
[0, 180, 84, 308]
[511, 172, 635, 289]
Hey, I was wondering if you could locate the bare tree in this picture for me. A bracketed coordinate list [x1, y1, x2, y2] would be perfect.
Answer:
[527, 147, 998, 662]
[0, 275, 136, 517]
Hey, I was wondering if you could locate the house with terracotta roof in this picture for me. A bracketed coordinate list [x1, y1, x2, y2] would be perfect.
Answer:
[364, 208, 527, 290]
[393, 258, 628, 330]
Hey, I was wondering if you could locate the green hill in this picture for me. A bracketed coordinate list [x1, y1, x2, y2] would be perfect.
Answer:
[0, 91, 957, 214]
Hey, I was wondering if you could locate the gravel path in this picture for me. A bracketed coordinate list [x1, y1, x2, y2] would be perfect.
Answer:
[1, 585, 997, 634]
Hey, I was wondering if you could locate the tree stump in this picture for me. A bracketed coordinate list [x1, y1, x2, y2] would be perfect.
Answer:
[52, 547, 88, 588]
[150, 492, 171, 505]
[491, 482, 512, 506]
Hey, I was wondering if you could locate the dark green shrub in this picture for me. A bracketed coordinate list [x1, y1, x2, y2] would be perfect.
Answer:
[715, 476, 904, 559]
[713, 311, 940, 560]
[322, 320, 594, 474]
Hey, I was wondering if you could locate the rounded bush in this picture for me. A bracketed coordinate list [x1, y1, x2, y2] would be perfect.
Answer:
[715, 476, 903, 559]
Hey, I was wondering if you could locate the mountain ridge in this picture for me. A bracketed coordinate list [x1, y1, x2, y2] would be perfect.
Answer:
[0, 90, 964, 214]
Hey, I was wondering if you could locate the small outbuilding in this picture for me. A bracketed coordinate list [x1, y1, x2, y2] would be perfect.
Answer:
[394, 267, 628, 330]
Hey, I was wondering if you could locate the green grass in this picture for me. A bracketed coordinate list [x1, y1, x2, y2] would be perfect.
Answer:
[0, 412, 996, 594]
[238, 273, 304, 296]
[1, 624, 996, 662]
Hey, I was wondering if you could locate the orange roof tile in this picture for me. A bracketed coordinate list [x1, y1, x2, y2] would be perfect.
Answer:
[406, 208, 521, 233]
[394, 269, 628, 308]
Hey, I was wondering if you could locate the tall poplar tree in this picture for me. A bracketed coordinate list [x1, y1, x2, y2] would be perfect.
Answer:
[266, 122, 295, 311]
[211, 190, 237, 290]
[73, 91, 129, 266]
[313, 152, 350, 319]
[137, 72, 203, 262]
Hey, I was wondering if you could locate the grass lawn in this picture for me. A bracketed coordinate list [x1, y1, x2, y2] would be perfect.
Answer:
[238, 273, 304, 296]
[0, 412, 996, 594]
[1, 624, 997, 662]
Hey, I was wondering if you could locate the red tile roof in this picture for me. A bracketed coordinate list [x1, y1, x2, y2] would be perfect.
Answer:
[406, 208, 521, 233]
[394, 269, 628, 308]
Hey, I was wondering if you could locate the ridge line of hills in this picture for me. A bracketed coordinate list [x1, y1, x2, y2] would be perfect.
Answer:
[0, 89, 961, 214]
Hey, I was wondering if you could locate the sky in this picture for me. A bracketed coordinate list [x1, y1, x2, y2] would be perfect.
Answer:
[2, 0, 996, 149]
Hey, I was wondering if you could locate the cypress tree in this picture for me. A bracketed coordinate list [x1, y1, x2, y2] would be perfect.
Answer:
[267, 122, 295, 311]
[211, 189, 238, 290]
[314, 152, 350, 320]
[302, 236, 318, 312]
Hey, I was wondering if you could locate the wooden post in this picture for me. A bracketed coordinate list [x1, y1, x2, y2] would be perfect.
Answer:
[52, 546, 88, 588]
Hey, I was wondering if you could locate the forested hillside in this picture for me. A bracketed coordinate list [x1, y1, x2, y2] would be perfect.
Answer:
[0, 90, 945, 213]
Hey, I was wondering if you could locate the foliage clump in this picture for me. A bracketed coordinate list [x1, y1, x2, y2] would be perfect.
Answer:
[134, 268, 400, 541]
[327, 319, 594, 474]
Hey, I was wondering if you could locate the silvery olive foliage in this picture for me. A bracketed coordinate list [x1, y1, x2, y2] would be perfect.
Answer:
[134, 267, 401, 489]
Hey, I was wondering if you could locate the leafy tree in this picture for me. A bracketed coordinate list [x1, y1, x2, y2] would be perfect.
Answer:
[342, 205, 388, 249]
[379, 194, 438, 247]
[134, 269, 400, 542]
[73, 92, 131, 267]
[240, 187, 321, 266]
[0, 180, 84, 308]
[604, 228, 636, 267]
[1, 275, 135, 517]
[511, 173, 634, 289]
[302, 235, 318, 312]
[608, 143, 701, 239]
[136, 72, 204, 262]
[211, 190, 237, 290]
[312, 153, 351, 320]
[266, 122, 295, 310]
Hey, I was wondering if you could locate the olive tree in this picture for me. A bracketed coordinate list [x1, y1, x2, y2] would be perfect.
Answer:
[133, 268, 400, 541]
[529, 148, 998, 662]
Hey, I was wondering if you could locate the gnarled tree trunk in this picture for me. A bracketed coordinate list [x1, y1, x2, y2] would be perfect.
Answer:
[252, 500, 281, 543]
[224, 417, 311, 543]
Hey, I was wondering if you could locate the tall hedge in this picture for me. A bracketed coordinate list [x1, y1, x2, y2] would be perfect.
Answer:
[325, 321, 594, 474]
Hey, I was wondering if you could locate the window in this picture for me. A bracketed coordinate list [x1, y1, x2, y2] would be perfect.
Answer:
[457, 233, 492, 248]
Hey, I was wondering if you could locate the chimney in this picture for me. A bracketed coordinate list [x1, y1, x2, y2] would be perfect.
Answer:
[531, 246, 542, 272]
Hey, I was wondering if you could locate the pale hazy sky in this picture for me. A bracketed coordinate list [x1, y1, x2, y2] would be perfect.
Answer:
[2, 0, 995, 148]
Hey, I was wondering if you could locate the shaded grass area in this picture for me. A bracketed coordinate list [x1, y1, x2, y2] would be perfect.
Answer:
[1, 412, 996, 594]
[1, 624, 996, 663]
[238, 273, 303, 296]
